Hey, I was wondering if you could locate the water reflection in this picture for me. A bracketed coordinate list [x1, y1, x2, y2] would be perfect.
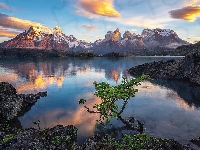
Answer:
[1, 56, 200, 146]
[151, 79, 200, 108]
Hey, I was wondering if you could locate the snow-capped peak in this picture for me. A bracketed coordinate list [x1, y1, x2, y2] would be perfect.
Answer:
[52, 26, 62, 33]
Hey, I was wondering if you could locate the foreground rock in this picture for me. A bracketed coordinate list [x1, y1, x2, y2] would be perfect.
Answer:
[0, 124, 193, 150]
[0, 82, 196, 149]
[0, 124, 77, 150]
[128, 52, 200, 85]
[0, 82, 47, 121]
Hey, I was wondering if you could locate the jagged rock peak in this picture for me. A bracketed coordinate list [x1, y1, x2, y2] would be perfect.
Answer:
[105, 28, 121, 42]
[141, 28, 176, 37]
[53, 26, 62, 33]
[27, 26, 62, 34]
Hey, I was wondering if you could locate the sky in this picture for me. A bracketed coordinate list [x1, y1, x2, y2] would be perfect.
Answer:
[0, 0, 200, 43]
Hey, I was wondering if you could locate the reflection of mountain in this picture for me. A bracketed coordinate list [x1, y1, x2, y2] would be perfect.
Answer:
[149, 79, 200, 108]
[0, 57, 185, 94]
[0, 57, 132, 92]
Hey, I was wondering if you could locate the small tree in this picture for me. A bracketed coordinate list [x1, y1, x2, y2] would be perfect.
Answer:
[79, 74, 149, 133]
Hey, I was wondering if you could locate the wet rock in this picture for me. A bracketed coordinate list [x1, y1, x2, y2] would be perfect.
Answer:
[128, 52, 200, 85]
[0, 82, 47, 121]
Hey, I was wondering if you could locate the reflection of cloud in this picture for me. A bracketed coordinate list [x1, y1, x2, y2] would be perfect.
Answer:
[32, 92, 102, 136]
[76, 0, 120, 17]
[82, 24, 98, 30]
[165, 91, 193, 111]
[0, 13, 49, 31]
[0, 2, 11, 10]
[169, 6, 200, 22]
[0, 28, 20, 38]
[111, 69, 119, 83]
[57, 76, 64, 88]
[84, 82, 93, 87]
[77, 67, 89, 74]
[0, 74, 19, 82]
[16, 74, 64, 93]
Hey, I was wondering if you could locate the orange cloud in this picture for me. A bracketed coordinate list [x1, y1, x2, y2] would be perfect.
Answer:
[82, 24, 98, 30]
[77, 0, 120, 17]
[0, 28, 20, 38]
[0, 13, 49, 31]
[169, 6, 200, 22]
[0, 2, 11, 10]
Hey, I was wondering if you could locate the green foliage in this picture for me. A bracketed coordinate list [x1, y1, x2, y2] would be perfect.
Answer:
[79, 99, 86, 104]
[80, 74, 149, 122]
[53, 136, 62, 145]
[0, 124, 21, 145]
[32, 120, 41, 130]
[105, 133, 171, 150]
[0, 134, 14, 144]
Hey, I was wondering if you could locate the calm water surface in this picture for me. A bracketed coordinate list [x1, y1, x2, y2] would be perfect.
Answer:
[1, 56, 200, 146]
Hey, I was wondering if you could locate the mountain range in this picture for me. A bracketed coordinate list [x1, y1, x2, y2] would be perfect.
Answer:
[0, 26, 190, 54]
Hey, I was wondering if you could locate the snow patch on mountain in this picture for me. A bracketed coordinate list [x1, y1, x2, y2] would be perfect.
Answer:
[0, 26, 190, 52]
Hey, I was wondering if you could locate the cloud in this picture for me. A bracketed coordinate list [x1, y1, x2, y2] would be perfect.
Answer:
[0, 13, 49, 31]
[185, 35, 200, 43]
[110, 15, 173, 29]
[77, 38, 91, 42]
[74, 9, 98, 18]
[184, 0, 199, 6]
[83, 34, 103, 39]
[0, 28, 20, 38]
[0, 2, 11, 10]
[76, 0, 120, 17]
[82, 24, 98, 30]
[169, 6, 200, 22]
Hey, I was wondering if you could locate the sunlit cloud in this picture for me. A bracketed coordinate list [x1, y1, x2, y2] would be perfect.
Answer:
[0, 13, 49, 31]
[184, 0, 199, 6]
[76, 0, 120, 17]
[169, 6, 200, 22]
[82, 24, 98, 30]
[0, 2, 11, 10]
[0, 28, 20, 38]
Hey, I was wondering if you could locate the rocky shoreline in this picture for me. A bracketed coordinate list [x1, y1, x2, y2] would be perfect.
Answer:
[0, 81, 199, 149]
[0, 48, 127, 58]
[0, 82, 47, 123]
[0, 123, 194, 150]
[128, 52, 200, 85]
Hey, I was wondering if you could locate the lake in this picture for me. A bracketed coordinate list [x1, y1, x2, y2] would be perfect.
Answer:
[0, 56, 200, 146]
